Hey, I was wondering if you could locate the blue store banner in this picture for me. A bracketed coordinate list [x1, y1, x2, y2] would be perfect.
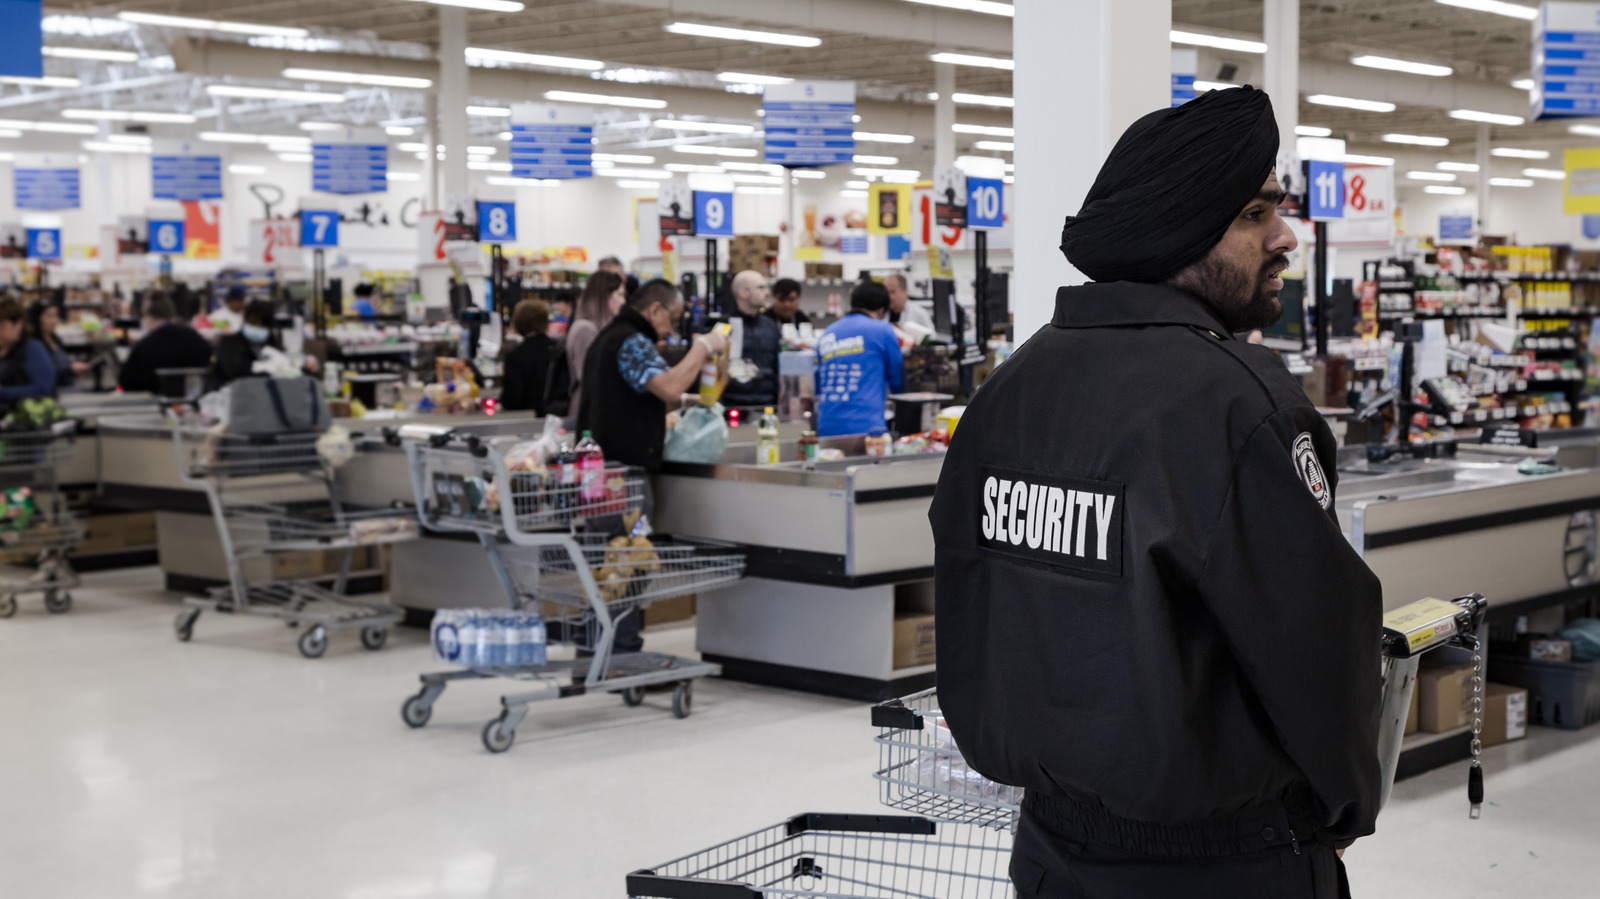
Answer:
[14, 155, 80, 210]
[0, 0, 43, 79]
[1535, 2, 1600, 119]
[509, 103, 594, 180]
[149, 219, 186, 254]
[300, 210, 340, 248]
[152, 140, 223, 201]
[1440, 212, 1475, 242]
[26, 228, 59, 260]
[477, 201, 517, 243]
[764, 81, 855, 167]
[1171, 48, 1198, 108]
[313, 128, 387, 195]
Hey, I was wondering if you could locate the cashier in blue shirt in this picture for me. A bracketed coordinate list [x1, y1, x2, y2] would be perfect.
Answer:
[350, 283, 378, 319]
[815, 281, 904, 438]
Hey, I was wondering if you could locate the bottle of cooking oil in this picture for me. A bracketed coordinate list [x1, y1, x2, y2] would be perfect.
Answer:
[757, 407, 781, 465]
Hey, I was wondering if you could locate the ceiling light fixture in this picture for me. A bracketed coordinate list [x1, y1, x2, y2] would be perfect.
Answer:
[1406, 171, 1457, 181]
[277, 152, 314, 162]
[544, 89, 666, 109]
[386, 126, 414, 136]
[664, 163, 726, 173]
[466, 105, 511, 117]
[117, 11, 307, 37]
[1307, 94, 1396, 113]
[207, 84, 345, 103]
[736, 186, 785, 195]
[854, 131, 916, 144]
[1425, 185, 1469, 194]
[0, 75, 81, 87]
[953, 123, 1014, 137]
[902, 0, 1015, 16]
[840, 189, 870, 198]
[653, 119, 756, 134]
[595, 168, 674, 179]
[61, 109, 197, 123]
[664, 22, 821, 47]
[83, 140, 150, 154]
[42, 46, 138, 62]
[717, 72, 793, 86]
[1351, 55, 1452, 77]
[614, 180, 661, 189]
[1491, 147, 1549, 159]
[283, 68, 433, 89]
[1383, 133, 1450, 147]
[1489, 177, 1534, 187]
[468, 161, 513, 171]
[950, 92, 1014, 107]
[1433, 0, 1538, 21]
[1438, 161, 1480, 172]
[1571, 124, 1600, 138]
[1523, 168, 1566, 180]
[853, 154, 900, 165]
[1450, 109, 1525, 125]
[673, 144, 760, 158]
[485, 176, 560, 187]
[298, 121, 343, 132]
[401, 0, 525, 11]
[1193, 80, 1239, 92]
[386, 171, 421, 181]
[929, 51, 1014, 69]
[1343, 154, 1395, 166]
[974, 140, 1015, 151]
[729, 174, 784, 185]
[1170, 29, 1267, 54]
[465, 47, 600, 70]
[721, 161, 784, 172]
[1512, 78, 1536, 91]
[791, 170, 827, 179]
[1295, 125, 1333, 137]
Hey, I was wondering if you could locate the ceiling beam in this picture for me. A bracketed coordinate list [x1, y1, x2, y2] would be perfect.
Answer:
[589, 0, 1012, 55]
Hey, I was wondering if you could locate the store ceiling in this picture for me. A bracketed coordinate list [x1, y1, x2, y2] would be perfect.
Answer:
[14, 1, 1587, 176]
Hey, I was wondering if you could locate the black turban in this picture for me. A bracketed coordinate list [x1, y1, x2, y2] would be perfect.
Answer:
[1060, 86, 1279, 284]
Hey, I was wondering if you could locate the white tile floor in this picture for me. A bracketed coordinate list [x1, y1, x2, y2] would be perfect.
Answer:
[2, 567, 1598, 898]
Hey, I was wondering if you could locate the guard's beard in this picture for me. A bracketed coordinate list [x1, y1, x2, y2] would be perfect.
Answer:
[1170, 253, 1290, 334]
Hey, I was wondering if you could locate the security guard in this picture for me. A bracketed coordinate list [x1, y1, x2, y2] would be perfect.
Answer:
[930, 87, 1382, 898]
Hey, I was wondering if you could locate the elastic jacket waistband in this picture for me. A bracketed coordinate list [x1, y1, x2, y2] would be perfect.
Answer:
[1021, 786, 1325, 859]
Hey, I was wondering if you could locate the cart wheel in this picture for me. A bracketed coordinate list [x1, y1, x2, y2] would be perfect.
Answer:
[298, 626, 328, 659]
[0, 594, 15, 619]
[43, 590, 71, 614]
[621, 687, 645, 707]
[401, 693, 433, 729]
[672, 682, 693, 719]
[360, 625, 388, 651]
[175, 609, 199, 642]
[481, 715, 515, 753]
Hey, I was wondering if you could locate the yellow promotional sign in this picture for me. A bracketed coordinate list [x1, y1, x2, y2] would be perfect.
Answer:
[1563, 148, 1600, 214]
[868, 184, 912, 235]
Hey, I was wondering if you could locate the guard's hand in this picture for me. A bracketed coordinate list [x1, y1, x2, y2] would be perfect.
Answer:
[1337, 849, 1345, 859]
[695, 331, 727, 356]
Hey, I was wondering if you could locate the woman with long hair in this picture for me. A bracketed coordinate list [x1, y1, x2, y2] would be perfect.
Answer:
[27, 300, 87, 389]
[564, 269, 626, 412]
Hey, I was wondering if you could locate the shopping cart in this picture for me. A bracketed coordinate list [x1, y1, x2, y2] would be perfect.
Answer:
[0, 423, 83, 618]
[168, 411, 412, 657]
[870, 688, 1024, 832]
[398, 427, 745, 752]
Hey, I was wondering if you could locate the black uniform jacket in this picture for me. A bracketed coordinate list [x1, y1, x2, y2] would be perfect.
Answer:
[930, 282, 1382, 854]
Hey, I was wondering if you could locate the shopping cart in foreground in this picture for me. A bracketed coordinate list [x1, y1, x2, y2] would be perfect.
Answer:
[627, 593, 1491, 898]
[398, 427, 745, 753]
[0, 423, 84, 618]
[168, 411, 413, 657]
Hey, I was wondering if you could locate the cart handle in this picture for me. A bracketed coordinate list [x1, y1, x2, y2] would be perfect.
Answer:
[784, 813, 937, 836]
[870, 698, 923, 731]
[625, 871, 759, 899]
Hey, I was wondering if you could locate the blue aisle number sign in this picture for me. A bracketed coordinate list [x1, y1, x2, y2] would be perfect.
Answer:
[693, 191, 734, 237]
[149, 219, 185, 254]
[477, 201, 516, 243]
[26, 228, 59, 260]
[300, 210, 340, 248]
[1308, 160, 1345, 220]
[967, 177, 1005, 230]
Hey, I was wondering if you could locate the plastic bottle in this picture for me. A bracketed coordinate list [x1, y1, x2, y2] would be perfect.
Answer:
[757, 407, 781, 465]
[797, 412, 819, 463]
[575, 431, 606, 504]
[555, 431, 577, 511]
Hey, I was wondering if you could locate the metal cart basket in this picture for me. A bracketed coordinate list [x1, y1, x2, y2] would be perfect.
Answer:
[399, 428, 745, 752]
[168, 411, 411, 657]
[0, 423, 83, 618]
[871, 688, 1024, 832]
[628, 813, 1014, 899]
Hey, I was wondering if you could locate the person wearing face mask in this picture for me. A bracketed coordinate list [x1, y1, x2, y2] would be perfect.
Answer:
[211, 299, 320, 385]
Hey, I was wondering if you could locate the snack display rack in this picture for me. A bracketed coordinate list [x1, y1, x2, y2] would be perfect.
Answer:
[399, 428, 745, 753]
[0, 423, 84, 618]
[168, 411, 410, 658]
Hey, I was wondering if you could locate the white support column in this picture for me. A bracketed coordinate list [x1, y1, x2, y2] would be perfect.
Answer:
[424, 92, 440, 211]
[1475, 122, 1492, 235]
[1012, 0, 1171, 340]
[934, 63, 956, 169]
[95, 121, 113, 227]
[1263, 0, 1299, 151]
[438, 7, 470, 198]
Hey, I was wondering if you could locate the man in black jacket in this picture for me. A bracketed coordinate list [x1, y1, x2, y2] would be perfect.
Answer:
[720, 270, 780, 409]
[118, 292, 213, 394]
[930, 86, 1381, 899]
[499, 298, 554, 414]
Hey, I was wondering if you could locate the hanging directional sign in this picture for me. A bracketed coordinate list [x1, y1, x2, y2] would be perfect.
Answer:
[693, 190, 734, 238]
[0, 0, 43, 79]
[152, 140, 223, 201]
[312, 127, 387, 195]
[509, 103, 594, 180]
[14, 155, 80, 210]
[26, 228, 59, 260]
[300, 210, 340, 248]
[476, 200, 516, 243]
[1307, 160, 1346, 220]
[1534, 2, 1600, 119]
[764, 81, 855, 167]
[1171, 48, 1199, 108]
[149, 219, 186, 254]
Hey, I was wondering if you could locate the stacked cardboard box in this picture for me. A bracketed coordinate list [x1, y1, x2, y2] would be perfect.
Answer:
[729, 234, 780, 276]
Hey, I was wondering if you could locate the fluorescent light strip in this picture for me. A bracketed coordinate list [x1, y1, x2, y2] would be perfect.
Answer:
[1425, 185, 1468, 195]
[117, 11, 307, 38]
[840, 189, 870, 198]
[200, 131, 307, 145]
[467, 105, 511, 117]
[929, 51, 1013, 69]
[673, 144, 759, 158]
[717, 72, 792, 86]
[614, 180, 660, 189]
[1351, 55, 1452, 77]
[854, 131, 916, 144]
[1489, 177, 1534, 187]
[1343, 154, 1394, 166]
[0, 129, 25, 139]
[30, 122, 99, 134]
[468, 161, 513, 171]
[730, 174, 784, 185]
[1512, 78, 1536, 91]
[953, 123, 1014, 137]
[386, 171, 421, 181]
[83, 140, 150, 154]
[595, 168, 673, 179]
[396, 142, 430, 153]
[852, 167, 921, 180]
[278, 152, 314, 162]
[736, 186, 785, 195]
[485, 176, 560, 187]
[902, 0, 1015, 16]
[1406, 171, 1456, 181]
[950, 92, 1014, 108]
[207, 84, 346, 103]
[1383, 133, 1450, 147]
[298, 122, 343, 132]
[386, 126, 414, 136]
[791, 170, 827, 179]
[1438, 161, 1479, 172]
[1193, 80, 1238, 92]
[1491, 147, 1548, 159]
[468, 145, 497, 154]
[854, 154, 900, 165]
[664, 22, 821, 47]
[61, 109, 197, 123]
[1524, 168, 1565, 180]
[401, 0, 525, 10]
[974, 140, 1015, 151]
[654, 119, 756, 134]
[545, 90, 666, 109]
[464, 48, 601, 70]
[43, 46, 138, 62]
[1450, 109, 1525, 126]
[1572, 124, 1600, 138]
[1308, 94, 1396, 113]
[1434, 0, 1538, 21]
[593, 153, 656, 164]
[229, 164, 266, 174]
[283, 68, 433, 89]
[1295, 125, 1333, 137]
[0, 76, 81, 87]
[1170, 29, 1267, 54]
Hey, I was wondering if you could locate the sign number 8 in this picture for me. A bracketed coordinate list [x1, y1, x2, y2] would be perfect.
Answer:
[488, 206, 509, 236]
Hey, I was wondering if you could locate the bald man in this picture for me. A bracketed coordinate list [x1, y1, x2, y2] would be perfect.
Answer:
[721, 270, 781, 409]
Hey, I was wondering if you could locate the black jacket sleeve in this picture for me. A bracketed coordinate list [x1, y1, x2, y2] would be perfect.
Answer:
[211, 336, 256, 385]
[117, 341, 154, 392]
[1195, 409, 1383, 845]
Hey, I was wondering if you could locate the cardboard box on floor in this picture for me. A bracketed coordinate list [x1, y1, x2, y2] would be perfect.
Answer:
[644, 594, 695, 628]
[272, 546, 375, 580]
[893, 613, 936, 669]
[1417, 664, 1475, 733]
[1481, 683, 1529, 747]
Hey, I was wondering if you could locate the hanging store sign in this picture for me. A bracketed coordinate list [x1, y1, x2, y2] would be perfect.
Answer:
[1171, 48, 1198, 108]
[693, 190, 734, 238]
[966, 177, 1006, 231]
[933, 166, 968, 228]
[14, 155, 79, 210]
[418, 211, 448, 264]
[152, 140, 223, 201]
[1534, 2, 1600, 119]
[148, 218, 185, 255]
[1341, 164, 1392, 221]
[1563, 147, 1600, 214]
[248, 218, 297, 266]
[300, 210, 340, 248]
[116, 215, 147, 255]
[476, 200, 516, 243]
[1439, 211, 1475, 242]
[868, 183, 911, 235]
[312, 127, 387, 195]
[509, 103, 594, 180]
[0, 0, 43, 79]
[763, 81, 855, 167]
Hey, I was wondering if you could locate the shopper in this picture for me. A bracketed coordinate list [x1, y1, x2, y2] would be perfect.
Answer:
[212, 299, 320, 386]
[211, 286, 248, 332]
[499, 298, 554, 414]
[0, 296, 57, 407]
[885, 273, 933, 332]
[721, 270, 781, 409]
[117, 291, 214, 394]
[813, 281, 903, 438]
[564, 270, 626, 413]
[27, 300, 88, 389]
[765, 278, 810, 327]
[596, 255, 638, 299]
[349, 283, 378, 319]
[929, 86, 1380, 899]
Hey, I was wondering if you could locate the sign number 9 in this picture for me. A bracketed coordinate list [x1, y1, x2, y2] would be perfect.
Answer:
[703, 198, 725, 231]
[488, 206, 509, 237]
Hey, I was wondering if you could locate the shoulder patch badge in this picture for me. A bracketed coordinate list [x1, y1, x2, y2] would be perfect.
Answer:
[1293, 432, 1331, 510]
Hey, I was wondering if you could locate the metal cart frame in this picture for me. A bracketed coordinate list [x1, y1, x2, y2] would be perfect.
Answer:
[0, 423, 83, 618]
[399, 429, 744, 752]
[168, 412, 409, 657]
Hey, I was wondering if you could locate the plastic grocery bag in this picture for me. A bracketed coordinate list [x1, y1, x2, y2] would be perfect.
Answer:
[1557, 619, 1600, 662]
[663, 402, 729, 464]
